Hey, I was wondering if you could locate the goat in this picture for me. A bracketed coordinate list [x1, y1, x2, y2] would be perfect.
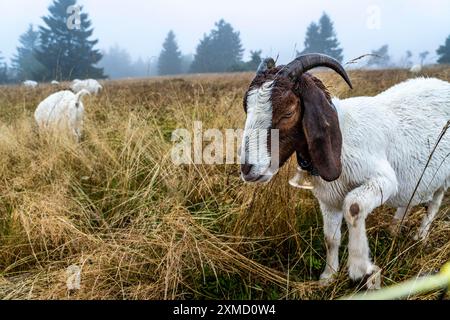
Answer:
[34, 90, 90, 142]
[51, 80, 60, 85]
[240, 54, 450, 289]
[71, 79, 102, 95]
[410, 64, 422, 73]
[23, 80, 38, 88]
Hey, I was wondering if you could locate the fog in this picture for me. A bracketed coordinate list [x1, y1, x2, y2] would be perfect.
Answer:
[1, 0, 449, 65]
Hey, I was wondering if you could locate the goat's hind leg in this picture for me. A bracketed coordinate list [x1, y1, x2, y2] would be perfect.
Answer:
[388, 207, 409, 237]
[414, 187, 445, 241]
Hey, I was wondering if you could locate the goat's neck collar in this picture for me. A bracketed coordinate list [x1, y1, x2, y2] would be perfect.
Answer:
[296, 152, 320, 176]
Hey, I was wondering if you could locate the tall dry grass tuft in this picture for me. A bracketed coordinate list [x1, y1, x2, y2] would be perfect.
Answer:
[0, 68, 449, 300]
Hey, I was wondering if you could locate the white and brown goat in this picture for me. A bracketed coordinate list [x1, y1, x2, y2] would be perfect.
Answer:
[240, 54, 450, 289]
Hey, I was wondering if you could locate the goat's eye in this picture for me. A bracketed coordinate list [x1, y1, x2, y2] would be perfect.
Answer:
[283, 111, 294, 118]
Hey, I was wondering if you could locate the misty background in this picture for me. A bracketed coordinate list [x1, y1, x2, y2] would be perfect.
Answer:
[1, 0, 450, 81]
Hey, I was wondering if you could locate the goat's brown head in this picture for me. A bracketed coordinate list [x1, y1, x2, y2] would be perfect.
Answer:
[240, 53, 352, 183]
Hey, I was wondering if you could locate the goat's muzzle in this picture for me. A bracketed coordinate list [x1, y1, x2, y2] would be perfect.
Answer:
[240, 164, 275, 183]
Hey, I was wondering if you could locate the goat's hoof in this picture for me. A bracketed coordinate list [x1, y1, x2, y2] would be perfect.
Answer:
[362, 266, 382, 290]
[413, 231, 428, 242]
[319, 272, 336, 287]
[318, 278, 333, 287]
[352, 265, 382, 291]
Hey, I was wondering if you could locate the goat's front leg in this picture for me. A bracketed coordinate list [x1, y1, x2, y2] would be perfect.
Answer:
[343, 166, 398, 289]
[319, 204, 343, 284]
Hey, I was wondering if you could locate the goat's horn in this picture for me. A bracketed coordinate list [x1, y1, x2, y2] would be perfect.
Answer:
[257, 58, 276, 75]
[282, 53, 353, 89]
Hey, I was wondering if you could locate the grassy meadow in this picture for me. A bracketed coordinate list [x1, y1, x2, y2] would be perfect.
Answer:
[0, 68, 449, 300]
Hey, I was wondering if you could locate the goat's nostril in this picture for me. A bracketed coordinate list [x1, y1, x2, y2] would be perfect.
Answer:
[241, 163, 253, 176]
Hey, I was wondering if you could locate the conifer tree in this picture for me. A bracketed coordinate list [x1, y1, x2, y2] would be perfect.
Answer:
[299, 13, 343, 62]
[437, 35, 450, 64]
[35, 0, 104, 80]
[158, 31, 182, 75]
[12, 25, 44, 81]
[191, 19, 244, 73]
[0, 52, 8, 84]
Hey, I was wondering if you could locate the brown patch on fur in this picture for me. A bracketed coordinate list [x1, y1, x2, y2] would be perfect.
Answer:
[350, 203, 360, 217]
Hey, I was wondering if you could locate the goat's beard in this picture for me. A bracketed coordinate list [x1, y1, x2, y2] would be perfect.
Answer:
[254, 165, 279, 183]
[245, 144, 295, 184]
[253, 154, 295, 183]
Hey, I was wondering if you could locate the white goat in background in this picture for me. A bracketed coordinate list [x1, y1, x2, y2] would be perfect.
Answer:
[35, 90, 90, 142]
[410, 64, 423, 73]
[71, 79, 102, 95]
[23, 80, 38, 88]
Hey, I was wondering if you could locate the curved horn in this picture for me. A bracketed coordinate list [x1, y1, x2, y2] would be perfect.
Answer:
[281, 53, 353, 89]
[256, 57, 276, 75]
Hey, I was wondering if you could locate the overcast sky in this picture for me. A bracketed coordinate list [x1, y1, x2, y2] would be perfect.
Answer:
[1, 0, 449, 65]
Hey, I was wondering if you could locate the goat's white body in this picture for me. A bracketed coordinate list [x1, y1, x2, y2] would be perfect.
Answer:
[312, 78, 450, 285]
[23, 80, 38, 88]
[314, 78, 450, 209]
[410, 64, 422, 73]
[34, 90, 88, 141]
[71, 79, 102, 95]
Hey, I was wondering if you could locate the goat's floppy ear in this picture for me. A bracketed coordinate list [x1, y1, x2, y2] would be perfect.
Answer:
[298, 75, 342, 182]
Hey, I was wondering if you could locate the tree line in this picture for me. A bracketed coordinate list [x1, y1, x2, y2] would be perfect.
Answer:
[1, 0, 450, 84]
[120, 12, 450, 76]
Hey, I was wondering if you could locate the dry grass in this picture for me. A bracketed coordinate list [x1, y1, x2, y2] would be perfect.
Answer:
[0, 67, 449, 300]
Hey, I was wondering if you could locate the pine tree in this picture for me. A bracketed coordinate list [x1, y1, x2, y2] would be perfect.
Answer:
[437, 35, 450, 64]
[158, 31, 182, 75]
[12, 24, 45, 81]
[0, 52, 8, 84]
[300, 23, 322, 54]
[35, 0, 105, 81]
[299, 13, 343, 62]
[190, 35, 213, 73]
[191, 19, 244, 73]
